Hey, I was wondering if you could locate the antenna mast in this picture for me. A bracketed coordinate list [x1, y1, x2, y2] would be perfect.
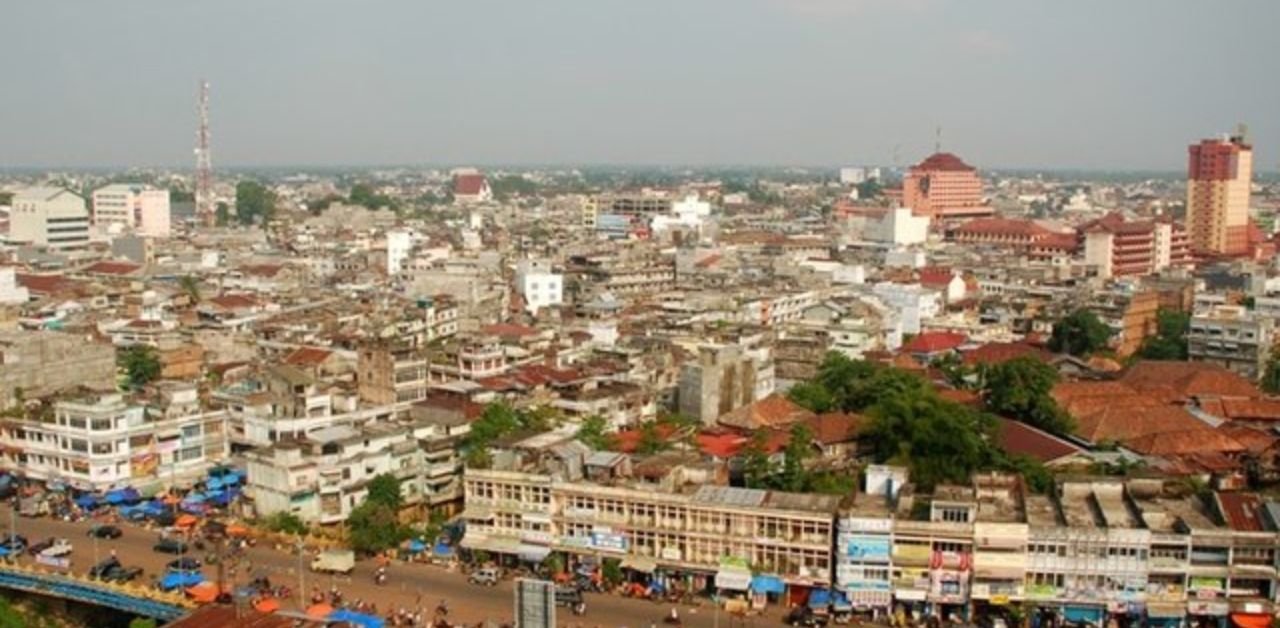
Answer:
[195, 80, 215, 227]
[935, 125, 942, 154]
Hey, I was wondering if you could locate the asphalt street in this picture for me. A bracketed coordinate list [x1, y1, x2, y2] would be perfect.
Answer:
[0, 504, 784, 627]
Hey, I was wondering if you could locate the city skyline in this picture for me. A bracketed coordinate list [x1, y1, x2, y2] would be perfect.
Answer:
[4, 0, 1278, 171]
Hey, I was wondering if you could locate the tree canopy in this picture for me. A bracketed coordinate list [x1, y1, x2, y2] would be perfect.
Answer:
[1137, 309, 1190, 361]
[462, 402, 563, 467]
[575, 415, 615, 450]
[348, 472, 409, 554]
[980, 357, 1075, 436]
[119, 346, 161, 388]
[1048, 309, 1112, 356]
[348, 183, 399, 212]
[234, 181, 277, 226]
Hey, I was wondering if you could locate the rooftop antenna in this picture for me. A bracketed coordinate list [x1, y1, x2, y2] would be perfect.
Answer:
[934, 125, 942, 154]
[195, 80, 215, 227]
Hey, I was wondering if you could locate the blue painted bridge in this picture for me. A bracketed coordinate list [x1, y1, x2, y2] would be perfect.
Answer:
[0, 566, 191, 622]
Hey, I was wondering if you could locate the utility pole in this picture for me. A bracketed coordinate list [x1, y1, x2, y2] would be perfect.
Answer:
[296, 536, 306, 608]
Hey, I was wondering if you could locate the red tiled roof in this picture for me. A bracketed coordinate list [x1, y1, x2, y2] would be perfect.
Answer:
[938, 389, 982, 407]
[805, 412, 864, 445]
[1208, 398, 1280, 422]
[717, 394, 815, 431]
[912, 152, 976, 172]
[454, 174, 488, 196]
[1216, 423, 1278, 455]
[918, 267, 955, 288]
[1122, 426, 1245, 456]
[208, 294, 258, 310]
[902, 331, 967, 354]
[694, 253, 722, 269]
[696, 431, 749, 458]
[613, 423, 679, 454]
[15, 273, 78, 295]
[953, 217, 1052, 238]
[238, 264, 283, 278]
[482, 323, 539, 339]
[82, 261, 141, 276]
[962, 342, 1049, 366]
[283, 347, 333, 367]
[1217, 492, 1268, 532]
[1121, 361, 1260, 400]
[996, 418, 1084, 464]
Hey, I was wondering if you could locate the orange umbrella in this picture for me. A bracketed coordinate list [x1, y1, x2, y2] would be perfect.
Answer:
[175, 514, 198, 528]
[306, 603, 334, 619]
[226, 524, 250, 537]
[185, 582, 219, 604]
[254, 597, 281, 613]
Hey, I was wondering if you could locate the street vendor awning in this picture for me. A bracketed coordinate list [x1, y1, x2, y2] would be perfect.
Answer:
[459, 535, 521, 555]
[1146, 603, 1185, 619]
[809, 589, 831, 609]
[518, 544, 552, 562]
[1231, 614, 1272, 628]
[433, 542, 454, 557]
[75, 495, 99, 509]
[406, 539, 427, 553]
[1063, 606, 1104, 625]
[617, 556, 655, 573]
[715, 568, 752, 591]
[750, 575, 786, 595]
[327, 609, 385, 628]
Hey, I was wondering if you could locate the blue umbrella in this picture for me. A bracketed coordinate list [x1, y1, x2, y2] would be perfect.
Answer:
[224, 472, 242, 485]
[0, 546, 11, 558]
[105, 489, 129, 505]
[327, 610, 385, 628]
[182, 492, 205, 504]
[407, 539, 426, 553]
[206, 477, 223, 490]
[75, 495, 99, 510]
[121, 487, 141, 503]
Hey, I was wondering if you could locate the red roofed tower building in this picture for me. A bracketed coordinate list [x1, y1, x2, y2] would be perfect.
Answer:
[902, 152, 992, 219]
[452, 171, 492, 204]
[1186, 131, 1252, 257]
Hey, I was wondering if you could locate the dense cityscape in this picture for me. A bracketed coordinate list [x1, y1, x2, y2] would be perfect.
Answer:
[5, 2, 1280, 628]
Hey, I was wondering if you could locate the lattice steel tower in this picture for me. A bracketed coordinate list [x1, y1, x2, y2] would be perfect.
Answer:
[194, 80, 215, 227]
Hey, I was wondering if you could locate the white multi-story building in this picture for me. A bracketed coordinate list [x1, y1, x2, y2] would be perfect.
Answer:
[8, 187, 90, 249]
[871, 282, 942, 335]
[0, 268, 30, 305]
[867, 207, 930, 246]
[0, 387, 229, 491]
[515, 259, 563, 314]
[91, 184, 171, 237]
[386, 229, 412, 276]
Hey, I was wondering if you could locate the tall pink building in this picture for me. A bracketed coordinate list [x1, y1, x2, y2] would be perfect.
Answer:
[902, 152, 992, 219]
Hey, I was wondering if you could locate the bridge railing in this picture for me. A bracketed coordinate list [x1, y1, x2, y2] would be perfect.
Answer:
[0, 562, 193, 621]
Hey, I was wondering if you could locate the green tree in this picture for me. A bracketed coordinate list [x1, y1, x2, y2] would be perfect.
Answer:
[740, 431, 775, 489]
[234, 180, 277, 226]
[129, 618, 159, 628]
[0, 597, 24, 628]
[119, 345, 161, 388]
[778, 423, 815, 492]
[1137, 309, 1190, 360]
[366, 473, 403, 510]
[932, 352, 974, 390]
[1048, 309, 1112, 357]
[263, 512, 307, 535]
[1003, 455, 1054, 494]
[981, 356, 1075, 436]
[467, 403, 521, 447]
[864, 393, 998, 490]
[215, 202, 230, 226]
[178, 275, 202, 304]
[575, 415, 615, 450]
[347, 500, 407, 555]
[601, 558, 624, 586]
[464, 447, 493, 469]
[349, 183, 399, 211]
[1263, 348, 1280, 394]
[856, 179, 882, 200]
[786, 381, 835, 413]
[636, 421, 667, 454]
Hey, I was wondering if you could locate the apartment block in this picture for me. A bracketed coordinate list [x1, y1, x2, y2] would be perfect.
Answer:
[1187, 304, 1274, 381]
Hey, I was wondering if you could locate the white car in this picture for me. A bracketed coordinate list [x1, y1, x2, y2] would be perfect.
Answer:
[39, 539, 73, 558]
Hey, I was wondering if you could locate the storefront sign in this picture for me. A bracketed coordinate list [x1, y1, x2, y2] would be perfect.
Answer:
[846, 536, 890, 561]
[1189, 577, 1224, 593]
[840, 517, 892, 533]
[660, 546, 682, 561]
[1026, 584, 1058, 600]
[1187, 601, 1229, 616]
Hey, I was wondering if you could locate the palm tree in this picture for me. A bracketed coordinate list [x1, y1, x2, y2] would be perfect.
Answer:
[178, 275, 202, 304]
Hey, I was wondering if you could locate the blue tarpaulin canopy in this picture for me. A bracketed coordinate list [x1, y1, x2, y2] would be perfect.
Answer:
[433, 542, 454, 557]
[0, 547, 11, 558]
[75, 495, 99, 509]
[327, 609, 385, 628]
[183, 492, 206, 504]
[407, 539, 426, 553]
[206, 477, 224, 490]
[808, 589, 831, 609]
[1064, 606, 1104, 625]
[120, 487, 141, 503]
[160, 571, 205, 591]
[104, 489, 132, 504]
[750, 575, 786, 595]
[831, 590, 852, 611]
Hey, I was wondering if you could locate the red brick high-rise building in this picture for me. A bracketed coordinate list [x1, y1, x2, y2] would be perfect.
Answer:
[902, 152, 992, 219]
[1186, 133, 1252, 257]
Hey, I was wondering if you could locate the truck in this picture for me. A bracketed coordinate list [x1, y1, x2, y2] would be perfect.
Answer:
[310, 549, 355, 574]
[18, 497, 47, 518]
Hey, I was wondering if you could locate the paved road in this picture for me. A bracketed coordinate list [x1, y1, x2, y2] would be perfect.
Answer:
[0, 505, 785, 627]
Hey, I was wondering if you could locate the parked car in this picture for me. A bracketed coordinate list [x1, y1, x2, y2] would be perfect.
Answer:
[554, 585, 586, 615]
[468, 567, 500, 586]
[38, 539, 72, 558]
[310, 550, 355, 575]
[152, 538, 188, 555]
[27, 538, 55, 556]
[86, 525, 122, 539]
[166, 557, 201, 572]
[104, 565, 143, 583]
[786, 606, 830, 627]
[0, 534, 27, 553]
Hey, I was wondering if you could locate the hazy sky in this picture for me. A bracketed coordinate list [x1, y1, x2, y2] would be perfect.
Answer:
[4, 0, 1278, 170]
